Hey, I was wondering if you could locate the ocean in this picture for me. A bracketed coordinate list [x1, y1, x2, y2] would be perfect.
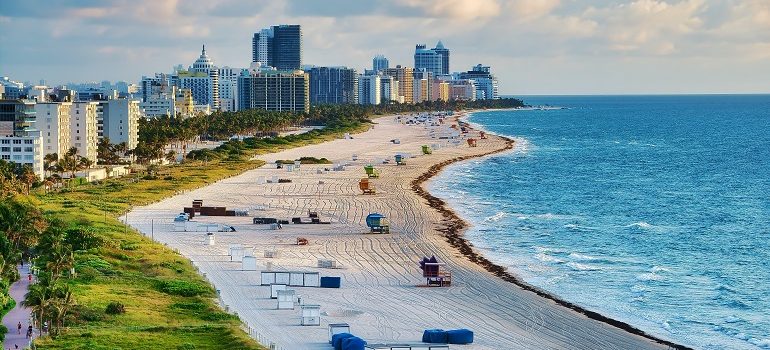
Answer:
[429, 95, 770, 349]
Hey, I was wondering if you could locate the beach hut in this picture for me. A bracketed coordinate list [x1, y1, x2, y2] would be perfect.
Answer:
[395, 154, 406, 165]
[277, 289, 295, 310]
[270, 284, 286, 299]
[328, 323, 351, 343]
[421, 145, 432, 154]
[301, 304, 321, 326]
[364, 165, 380, 178]
[242, 255, 257, 271]
[359, 178, 376, 194]
[365, 213, 390, 234]
[206, 232, 215, 245]
[467, 139, 477, 147]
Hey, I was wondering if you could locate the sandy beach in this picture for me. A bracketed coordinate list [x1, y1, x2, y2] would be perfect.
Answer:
[125, 113, 669, 350]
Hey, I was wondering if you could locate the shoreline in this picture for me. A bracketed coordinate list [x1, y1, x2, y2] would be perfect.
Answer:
[421, 113, 691, 350]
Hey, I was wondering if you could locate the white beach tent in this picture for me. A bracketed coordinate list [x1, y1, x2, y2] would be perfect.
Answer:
[301, 304, 321, 326]
[242, 255, 257, 271]
[277, 289, 295, 310]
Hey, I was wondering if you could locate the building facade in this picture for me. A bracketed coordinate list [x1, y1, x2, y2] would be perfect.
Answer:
[238, 70, 309, 113]
[307, 66, 358, 105]
[0, 99, 43, 177]
[382, 66, 414, 104]
[178, 45, 220, 110]
[70, 101, 99, 163]
[98, 99, 140, 150]
[458, 64, 499, 100]
[379, 75, 398, 104]
[358, 75, 381, 105]
[373, 55, 389, 73]
[35, 102, 72, 158]
[218, 66, 241, 112]
[252, 25, 302, 70]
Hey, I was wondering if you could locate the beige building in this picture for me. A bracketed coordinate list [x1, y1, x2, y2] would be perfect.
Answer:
[382, 66, 414, 104]
[432, 80, 450, 102]
[36, 102, 72, 158]
[175, 88, 194, 118]
[70, 101, 99, 163]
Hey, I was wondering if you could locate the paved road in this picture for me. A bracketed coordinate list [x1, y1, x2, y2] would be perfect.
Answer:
[2, 265, 36, 350]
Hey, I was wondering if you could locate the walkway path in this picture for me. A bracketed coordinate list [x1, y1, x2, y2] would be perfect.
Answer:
[3, 265, 36, 350]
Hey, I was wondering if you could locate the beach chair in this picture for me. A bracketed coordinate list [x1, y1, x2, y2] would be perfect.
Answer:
[467, 138, 477, 147]
[365, 213, 390, 234]
[364, 165, 380, 178]
[421, 145, 433, 155]
[359, 178, 376, 194]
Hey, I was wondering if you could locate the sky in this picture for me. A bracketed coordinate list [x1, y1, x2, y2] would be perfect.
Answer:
[1, 0, 769, 95]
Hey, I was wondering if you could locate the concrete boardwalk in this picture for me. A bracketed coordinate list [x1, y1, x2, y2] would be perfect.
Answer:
[3, 265, 36, 350]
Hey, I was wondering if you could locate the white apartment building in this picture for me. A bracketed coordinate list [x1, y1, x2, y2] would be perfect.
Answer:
[218, 66, 241, 112]
[70, 101, 99, 163]
[358, 75, 381, 105]
[379, 75, 398, 104]
[98, 99, 140, 150]
[0, 99, 44, 178]
[36, 102, 72, 158]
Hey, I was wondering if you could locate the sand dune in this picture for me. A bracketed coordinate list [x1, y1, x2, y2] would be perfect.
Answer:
[126, 114, 667, 350]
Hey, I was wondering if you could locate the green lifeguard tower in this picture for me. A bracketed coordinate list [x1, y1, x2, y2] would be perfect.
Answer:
[421, 145, 432, 155]
[364, 165, 380, 178]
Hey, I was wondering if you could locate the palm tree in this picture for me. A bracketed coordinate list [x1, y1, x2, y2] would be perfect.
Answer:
[43, 153, 58, 178]
[19, 165, 37, 195]
[24, 283, 50, 333]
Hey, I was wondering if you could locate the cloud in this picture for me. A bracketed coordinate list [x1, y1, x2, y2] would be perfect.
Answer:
[395, 0, 502, 21]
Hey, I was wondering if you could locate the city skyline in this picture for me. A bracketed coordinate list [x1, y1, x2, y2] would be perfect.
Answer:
[1, 0, 769, 95]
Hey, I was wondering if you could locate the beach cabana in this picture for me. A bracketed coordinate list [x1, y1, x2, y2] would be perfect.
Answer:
[366, 213, 390, 234]
[301, 304, 321, 326]
[270, 284, 286, 299]
[395, 154, 406, 165]
[329, 323, 351, 343]
[242, 255, 257, 271]
[466, 139, 477, 147]
[364, 165, 380, 178]
[359, 178, 376, 194]
[277, 289, 295, 310]
[421, 145, 432, 154]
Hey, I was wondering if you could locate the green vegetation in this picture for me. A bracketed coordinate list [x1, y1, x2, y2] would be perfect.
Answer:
[276, 157, 332, 165]
[0, 99, 523, 348]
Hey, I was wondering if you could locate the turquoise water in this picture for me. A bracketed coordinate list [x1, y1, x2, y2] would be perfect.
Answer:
[429, 95, 770, 349]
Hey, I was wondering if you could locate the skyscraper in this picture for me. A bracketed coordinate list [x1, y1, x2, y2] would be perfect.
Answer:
[358, 75, 381, 105]
[373, 55, 389, 73]
[251, 25, 302, 70]
[414, 41, 449, 76]
[382, 66, 414, 104]
[307, 67, 358, 105]
[179, 45, 220, 110]
[458, 64, 499, 100]
[238, 69, 309, 113]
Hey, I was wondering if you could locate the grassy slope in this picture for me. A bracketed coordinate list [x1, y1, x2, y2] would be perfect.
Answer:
[28, 122, 371, 349]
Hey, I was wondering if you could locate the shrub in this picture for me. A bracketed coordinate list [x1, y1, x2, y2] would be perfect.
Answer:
[156, 280, 210, 297]
[170, 301, 207, 311]
[105, 301, 125, 315]
[177, 343, 196, 350]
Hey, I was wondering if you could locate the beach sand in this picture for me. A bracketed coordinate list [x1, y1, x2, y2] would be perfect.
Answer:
[126, 114, 668, 350]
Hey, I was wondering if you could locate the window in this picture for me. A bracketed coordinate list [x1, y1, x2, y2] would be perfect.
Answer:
[24, 155, 32, 160]
[1, 147, 8, 152]
[12, 155, 21, 160]
[1, 140, 8, 144]
[47, 132, 50, 136]
[13, 139, 21, 144]
[1, 155, 9, 160]
[12, 147, 21, 152]
[24, 147, 33, 152]
[24, 140, 32, 144]
[76, 136, 80, 141]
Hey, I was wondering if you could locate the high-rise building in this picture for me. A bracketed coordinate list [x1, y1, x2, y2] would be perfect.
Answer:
[140, 74, 177, 117]
[98, 99, 140, 150]
[238, 69, 309, 113]
[432, 80, 450, 102]
[382, 66, 414, 104]
[412, 69, 433, 103]
[414, 43, 443, 76]
[252, 25, 302, 70]
[433, 41, 450, 75]
[218, 66, 242, 112]
[0, 99, 43, 178]
[70, 101, 99, 163]
[175, 88, 194, 117]
[307, 67, 358, 105]
[35, 102, 72, 158]
[379, 75, 398, 104]
[373, 55, 389, 73]
[458, 64, 499, 100]
[0, 77, 24, 100]
[179, 45, 220, 110]
[358, 75, 381, 105]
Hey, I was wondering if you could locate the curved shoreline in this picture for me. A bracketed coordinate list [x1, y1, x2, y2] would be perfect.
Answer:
[411, 127, 692, 350]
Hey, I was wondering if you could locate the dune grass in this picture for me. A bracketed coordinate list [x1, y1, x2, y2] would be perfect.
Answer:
[27, 122, 371, 349]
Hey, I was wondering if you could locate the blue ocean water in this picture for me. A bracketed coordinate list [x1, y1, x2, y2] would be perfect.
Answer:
[429, 95, 770, 349]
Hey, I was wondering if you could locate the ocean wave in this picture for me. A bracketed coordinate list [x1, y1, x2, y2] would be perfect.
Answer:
[568, 252, 596, 261]
[566, 262, 603, 271]
[563, 223, 596, 232]
[650, 265, 670, 273]
[637, 272, 665, 281]
[485, 211, 507, 222]
[536, 253, 564, 264]
[626, 221, 655, 230]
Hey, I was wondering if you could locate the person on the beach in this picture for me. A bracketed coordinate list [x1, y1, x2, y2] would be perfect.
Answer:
[28, 274, 31, 282]
[17, 322, 21, 334]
